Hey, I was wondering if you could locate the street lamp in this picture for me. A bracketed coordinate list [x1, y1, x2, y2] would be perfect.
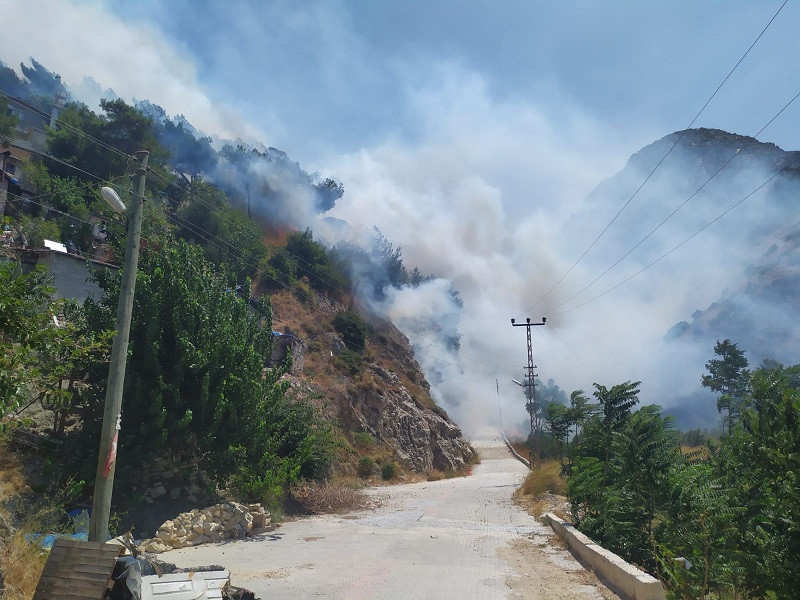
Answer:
[89, 150, 149, 542]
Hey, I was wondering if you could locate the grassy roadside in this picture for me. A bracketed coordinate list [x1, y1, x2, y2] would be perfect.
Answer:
[513, 459, 570, 521]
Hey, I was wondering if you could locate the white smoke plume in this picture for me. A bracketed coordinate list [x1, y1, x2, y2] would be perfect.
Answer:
[4, 1, 800, 437]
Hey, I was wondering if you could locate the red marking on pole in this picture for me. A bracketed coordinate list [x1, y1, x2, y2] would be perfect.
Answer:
[102, 431, 118, 478]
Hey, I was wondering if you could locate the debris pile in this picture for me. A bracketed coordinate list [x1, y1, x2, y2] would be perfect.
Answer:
[140, 502, 271, 553]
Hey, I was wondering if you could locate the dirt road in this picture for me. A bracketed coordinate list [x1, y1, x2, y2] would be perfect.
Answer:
[161, 437, 617, 599]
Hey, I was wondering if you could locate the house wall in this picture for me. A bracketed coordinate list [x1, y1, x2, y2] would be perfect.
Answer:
[18, 250, 116, 304]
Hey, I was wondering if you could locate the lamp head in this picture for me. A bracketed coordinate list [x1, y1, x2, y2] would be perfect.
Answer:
[101, 187, 126, 214]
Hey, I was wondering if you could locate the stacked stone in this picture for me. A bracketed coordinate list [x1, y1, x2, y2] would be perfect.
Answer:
[140, 502, 271, 554]
[134, 448, 212, 505]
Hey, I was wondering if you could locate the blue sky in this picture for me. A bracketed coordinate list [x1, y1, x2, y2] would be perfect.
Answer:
[2, 1, 799, 431]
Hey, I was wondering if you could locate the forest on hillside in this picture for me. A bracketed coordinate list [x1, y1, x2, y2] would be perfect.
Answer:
[0, 61, 448, 513]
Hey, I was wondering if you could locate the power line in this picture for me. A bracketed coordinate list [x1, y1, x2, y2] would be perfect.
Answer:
[153, 169, 518, 368]
[1, 135, 131, 194]
[552, 88, 800, 312]
[6, 194, 95, 226]
[0, 90, 135, 163]
[6, 89, 517, 371]
[555, 152, 800, 315]
[2, 90, 533, 374]
[532, 0, 789, 309]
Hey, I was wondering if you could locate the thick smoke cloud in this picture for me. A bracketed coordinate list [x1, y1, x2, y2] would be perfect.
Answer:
[3, 2, 799, 436]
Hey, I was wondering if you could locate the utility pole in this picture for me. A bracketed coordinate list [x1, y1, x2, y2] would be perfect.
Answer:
[496, 379, 503, 433]
[511, 317, 546, 466]
[89, 150, 149, 542]
[246, 183, 251, 219]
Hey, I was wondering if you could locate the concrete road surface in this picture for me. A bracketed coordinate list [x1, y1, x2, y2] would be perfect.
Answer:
[161, 437, 614, 599]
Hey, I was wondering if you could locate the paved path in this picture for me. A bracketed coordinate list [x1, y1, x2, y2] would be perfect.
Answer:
[161, 437, 613, 599]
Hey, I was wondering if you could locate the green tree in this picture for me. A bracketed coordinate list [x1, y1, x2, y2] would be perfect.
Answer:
[284, 228, 345, 296]
[175, 180, 266, 280]
[568, 390, 678, 574]
[0, 262, 54, 419]
[701, 339, 750, 436]
[708, 363, 800, 597]
[0, 263, 109, 431]
[82, 240, 331, 500]
[46, 99, 171, 200]
[567, 389, 593, 440]
[332, 310, 367, 353]
[543, 401, 571, 463]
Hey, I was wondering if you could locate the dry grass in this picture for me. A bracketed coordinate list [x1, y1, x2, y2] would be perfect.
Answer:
[0, 442, 53, 600]
[680, 444, 710, 459]
[0, 531, 49, 600]
[290, 482, 372, 515]
[521, 460, 567, 497]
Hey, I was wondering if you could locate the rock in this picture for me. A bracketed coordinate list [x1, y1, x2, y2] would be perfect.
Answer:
[348, 364, 474, 472]
[142, 539, 169, 553]
[252, 513, 269, 528]
[170, 487, 181, 499]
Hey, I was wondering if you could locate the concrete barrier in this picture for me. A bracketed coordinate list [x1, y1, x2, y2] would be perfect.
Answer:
[500, 431, 531, 469]
[542, 513, 665, 600]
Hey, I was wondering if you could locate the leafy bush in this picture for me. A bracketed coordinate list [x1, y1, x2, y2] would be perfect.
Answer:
[352, 432, 375, 448]
[286, 229, 347, 297]
[292, 278, 313, 305]
[380, 461, 397, 481]
[357, 457, 375, 478]
[332, 310, 367, 353]
[334, 349, 363, 376]
[18, 216, 61, 249]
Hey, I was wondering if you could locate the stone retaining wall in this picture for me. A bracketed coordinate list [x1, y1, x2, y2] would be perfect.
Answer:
[134, 447, 215, 506]
[140, 502, 271, 554]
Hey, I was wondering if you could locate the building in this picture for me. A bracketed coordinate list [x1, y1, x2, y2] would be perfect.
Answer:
[14, 245, 117, 304]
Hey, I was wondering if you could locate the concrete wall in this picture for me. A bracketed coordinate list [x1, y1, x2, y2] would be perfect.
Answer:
[18, 250, 116, 304]
[543, 513, 665, 600]
[501, 431, 531, 469]
[269, 333, 305, 375]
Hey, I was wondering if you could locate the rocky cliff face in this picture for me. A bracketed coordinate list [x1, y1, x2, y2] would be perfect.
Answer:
[270, 291, 474, 475]
[348, 364, 473, 472]
[570, 128, 800, 367]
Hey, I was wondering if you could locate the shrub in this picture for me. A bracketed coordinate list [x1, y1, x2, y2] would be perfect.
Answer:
[521, 459, 566, 497]
[307, 341, 323, 353]
[292, 278, 313, 304]
[332, 310, 367, 353]
[353, 432, 375, 448]
[290, 482, 370, 514]
[335, 349, 363, 376]
[357, 457, 375, 478]
[381, 461, 397, 481]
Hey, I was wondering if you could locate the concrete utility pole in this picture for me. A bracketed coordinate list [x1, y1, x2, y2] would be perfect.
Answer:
[89, 150, 149, 542]
[511, 317, 546, 466]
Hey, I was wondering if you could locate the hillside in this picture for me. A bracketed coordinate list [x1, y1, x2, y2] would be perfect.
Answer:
[266, 285, 474, 475]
